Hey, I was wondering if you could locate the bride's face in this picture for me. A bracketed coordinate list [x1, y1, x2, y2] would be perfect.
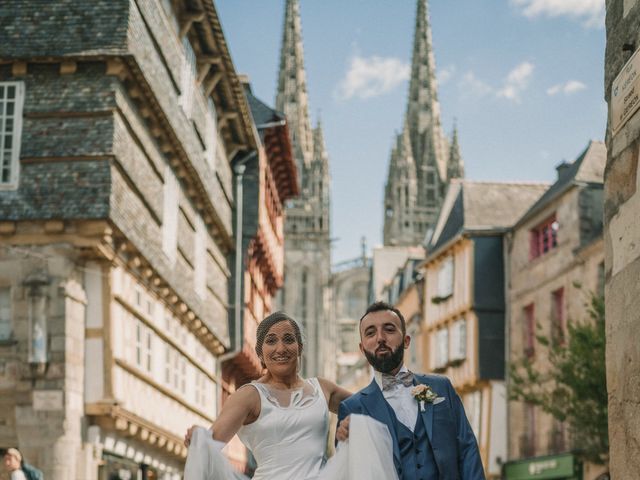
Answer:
[261, 321, 301, 374]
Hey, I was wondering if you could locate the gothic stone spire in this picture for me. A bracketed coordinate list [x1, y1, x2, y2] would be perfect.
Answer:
[406, 0, 448, 194]
[447, 123, 464, 179]
[275, 0, 314, 186]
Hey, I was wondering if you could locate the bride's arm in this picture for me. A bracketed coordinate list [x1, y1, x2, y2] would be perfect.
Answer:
[317, 378, 351, 414]
[186, 385, 260, 445]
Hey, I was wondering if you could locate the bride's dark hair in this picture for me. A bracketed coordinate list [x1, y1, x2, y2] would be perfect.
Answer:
[255, 311, 304, 369]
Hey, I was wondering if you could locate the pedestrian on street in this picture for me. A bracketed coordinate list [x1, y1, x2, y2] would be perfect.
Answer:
[2, 449, 42, 480]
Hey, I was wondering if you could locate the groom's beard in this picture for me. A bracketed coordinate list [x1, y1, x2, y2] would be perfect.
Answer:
[363, 344, 404, 374]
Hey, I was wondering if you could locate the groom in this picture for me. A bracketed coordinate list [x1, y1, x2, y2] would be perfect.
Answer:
[336, 301, 485, 480]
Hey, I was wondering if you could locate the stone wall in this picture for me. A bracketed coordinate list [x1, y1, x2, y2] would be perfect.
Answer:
[0, 246, 97, 479]
[604, 1, 640, 477]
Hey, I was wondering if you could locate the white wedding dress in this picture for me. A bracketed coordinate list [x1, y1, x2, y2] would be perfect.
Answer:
[184, 378, 398, 480]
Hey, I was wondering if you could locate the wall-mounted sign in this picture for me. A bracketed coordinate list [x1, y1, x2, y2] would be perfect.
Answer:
[612, 48, 640, 135]
[33, 390, 63, 411]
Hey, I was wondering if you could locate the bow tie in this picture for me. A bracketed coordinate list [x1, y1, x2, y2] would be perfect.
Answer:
[381, 371, 414, 391]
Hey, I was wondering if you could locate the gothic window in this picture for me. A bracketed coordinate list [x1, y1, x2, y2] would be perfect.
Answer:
[0, 82, 25, 189]
[428, 171, 436, 183]
[405, 185, 409, 208]
[427, 189, 435, 202]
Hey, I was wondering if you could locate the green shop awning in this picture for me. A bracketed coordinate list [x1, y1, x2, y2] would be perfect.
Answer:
[504, 453, 582, 480]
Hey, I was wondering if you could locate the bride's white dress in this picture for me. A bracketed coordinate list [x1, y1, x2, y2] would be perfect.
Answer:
[184, 378, 398, 480]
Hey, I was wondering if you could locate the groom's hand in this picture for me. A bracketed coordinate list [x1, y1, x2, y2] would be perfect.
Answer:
[336, 415, 350, 442]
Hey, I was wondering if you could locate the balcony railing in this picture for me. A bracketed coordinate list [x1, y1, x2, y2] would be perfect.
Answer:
[519, 433, 536, 458]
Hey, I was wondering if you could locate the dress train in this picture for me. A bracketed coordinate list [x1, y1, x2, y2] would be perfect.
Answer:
[184, 414, 399, 480]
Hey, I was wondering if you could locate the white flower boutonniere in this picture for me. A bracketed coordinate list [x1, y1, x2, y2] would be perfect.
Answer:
[411, 384, 438, 412]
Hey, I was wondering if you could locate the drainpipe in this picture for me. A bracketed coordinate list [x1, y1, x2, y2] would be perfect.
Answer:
[216, 151, 256, 408]
[502, 231, 513, 465]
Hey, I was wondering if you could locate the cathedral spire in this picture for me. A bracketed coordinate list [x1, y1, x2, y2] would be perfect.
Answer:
[406, 0, 448, 183]
[447, 123, 464, 179]
[275, 0, 314, 182]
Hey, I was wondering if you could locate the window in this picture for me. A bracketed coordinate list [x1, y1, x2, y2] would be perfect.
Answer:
[205, 98, 218, 169]
[0, 82, 25, 188]
[435, 328, 449, 369]
[466, 391, 482, 440]
[179, 38, 197, 117]
[530, 215, 559, 259]
[162, 164, 179, 263]
[551, 288, 565, 344]
[135, 321, 152, 373]
[437, 256, 454, 299]
[449, 318, 467, 362]
[523, 303, 535, 357]
[0, 287, 11, 340]
[194, 215, 207, 299]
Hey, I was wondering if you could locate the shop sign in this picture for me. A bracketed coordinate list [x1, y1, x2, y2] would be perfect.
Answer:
[504, 453, 579, 480]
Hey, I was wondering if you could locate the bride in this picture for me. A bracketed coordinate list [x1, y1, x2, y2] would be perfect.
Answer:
[183, 311, 398, 480]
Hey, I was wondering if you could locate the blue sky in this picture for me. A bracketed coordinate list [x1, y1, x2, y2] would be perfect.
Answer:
[216, 0, 606, 264]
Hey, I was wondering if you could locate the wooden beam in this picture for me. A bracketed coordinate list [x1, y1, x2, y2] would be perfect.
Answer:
[12, 61, 27, 76]
[204, 71, 223, 96]
[179, 10, 204, 38]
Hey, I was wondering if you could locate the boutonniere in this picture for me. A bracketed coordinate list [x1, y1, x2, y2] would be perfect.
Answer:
[411, 384, 438, 412]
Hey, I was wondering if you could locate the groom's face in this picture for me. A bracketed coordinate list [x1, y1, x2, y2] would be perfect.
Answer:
[359, 310, 410, 374]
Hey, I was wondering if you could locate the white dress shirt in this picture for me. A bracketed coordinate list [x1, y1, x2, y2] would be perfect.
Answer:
[374, 365, 419, 432]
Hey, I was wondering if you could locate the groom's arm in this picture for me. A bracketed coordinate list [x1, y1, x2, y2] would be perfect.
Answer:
[335, 400, 352, 446]
[446, 380, 486, 480]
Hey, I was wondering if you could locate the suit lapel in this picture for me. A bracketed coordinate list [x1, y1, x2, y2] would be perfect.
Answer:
[415, 375, 434, 443]
[360, 380, 401, 465]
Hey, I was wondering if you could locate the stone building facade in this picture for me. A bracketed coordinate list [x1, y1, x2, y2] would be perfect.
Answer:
[274, 0, 334, 379]
[0, 1, 255, 478]
[383, 0, 464, 247]
[422, 180, 548, 478]
[331, 250, 371, 384]
[504, 141, 607, 480]
[603, 2, 640, 478]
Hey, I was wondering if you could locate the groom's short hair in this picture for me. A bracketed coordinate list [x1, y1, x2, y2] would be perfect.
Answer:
[359, 301, 406, 336]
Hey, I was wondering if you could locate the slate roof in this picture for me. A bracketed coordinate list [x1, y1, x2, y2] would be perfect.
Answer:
[515, 140, 605, 227]
[243, 85, 286, 131]
[427, 180, 550, 254]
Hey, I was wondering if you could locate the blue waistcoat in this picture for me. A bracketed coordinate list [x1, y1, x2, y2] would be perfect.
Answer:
[385, 401, 439, 480]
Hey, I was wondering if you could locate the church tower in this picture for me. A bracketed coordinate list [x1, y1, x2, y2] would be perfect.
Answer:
[275, 0, 334, 379]
[383, 0, 463, 246]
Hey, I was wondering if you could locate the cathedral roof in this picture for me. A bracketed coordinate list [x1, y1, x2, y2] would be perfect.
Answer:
[428, 180, 550, 253]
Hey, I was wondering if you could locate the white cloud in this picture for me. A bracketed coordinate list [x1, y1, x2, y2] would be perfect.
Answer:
[497, 62, 535, 103]
[437, 65, 456, 86]
[459, 71, 493, 98]
[547, 80, 587, 96]
[511, 0, 604, 27]
[336, 55, 410, 100]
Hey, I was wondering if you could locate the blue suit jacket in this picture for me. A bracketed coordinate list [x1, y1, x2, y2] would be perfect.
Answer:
[338, 373, 485, 480]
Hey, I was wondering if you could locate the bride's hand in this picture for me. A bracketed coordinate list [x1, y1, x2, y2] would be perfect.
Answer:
[184, 425, 199, 447]
[336, 415, 350, 442]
